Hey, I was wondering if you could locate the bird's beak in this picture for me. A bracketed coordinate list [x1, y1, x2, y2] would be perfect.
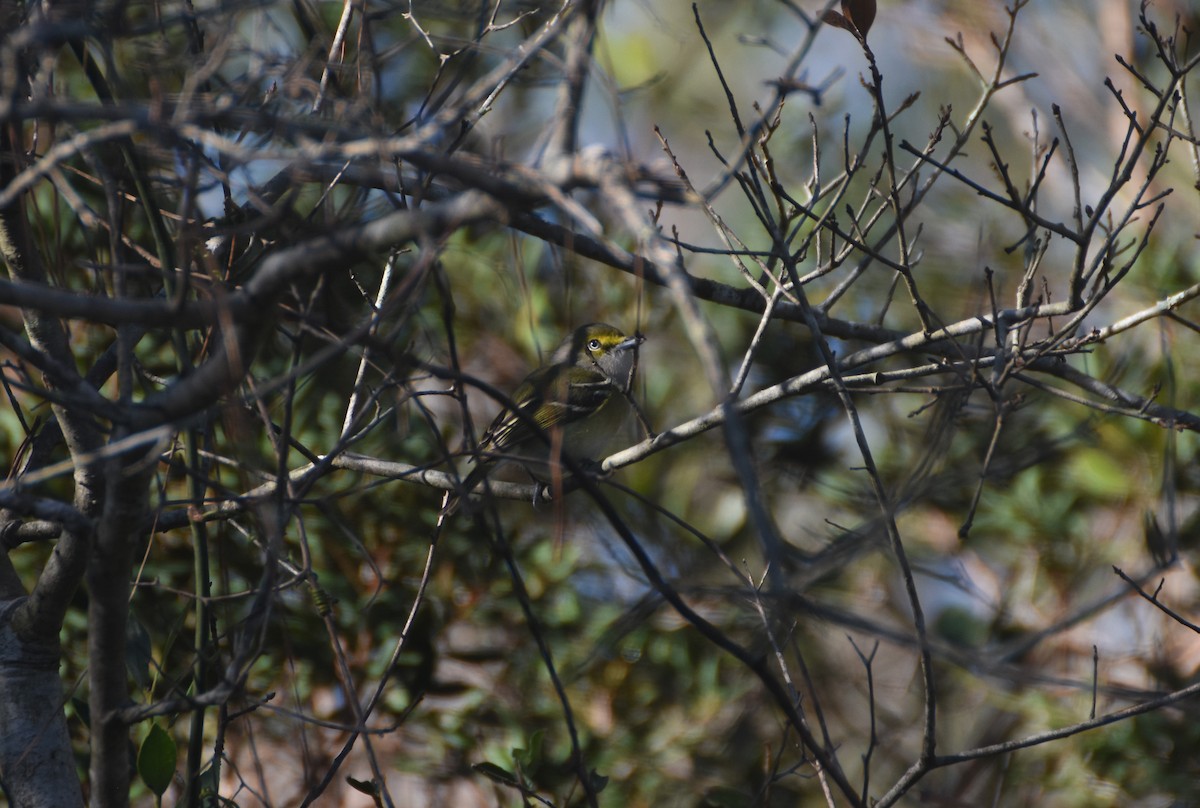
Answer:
[619, 334, 646, 351]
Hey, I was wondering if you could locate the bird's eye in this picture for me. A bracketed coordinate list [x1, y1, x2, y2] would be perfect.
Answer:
[587, 338, 602, 351]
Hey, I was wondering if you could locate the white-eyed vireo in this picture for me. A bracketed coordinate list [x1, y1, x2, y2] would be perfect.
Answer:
[455, 322, 644, 505]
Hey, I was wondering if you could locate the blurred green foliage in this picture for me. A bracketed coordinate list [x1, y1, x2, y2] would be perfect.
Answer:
[5, 1, 1200, 806]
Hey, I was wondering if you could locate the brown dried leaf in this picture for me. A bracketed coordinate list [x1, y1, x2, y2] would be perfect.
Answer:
[821, 10, 854, 33]
[842, 0, 877, 38]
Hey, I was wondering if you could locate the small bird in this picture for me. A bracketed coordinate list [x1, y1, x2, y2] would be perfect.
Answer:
[453, 322, 644, 509]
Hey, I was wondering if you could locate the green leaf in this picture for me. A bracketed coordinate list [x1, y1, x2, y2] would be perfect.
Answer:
[346, 775, 375, 794]
[513, 729, 544, 770]
[137, 724, 177, 797]
[472, 761, 521, 786]
[346, 776, 381, 801]
[196, 765, 236, 807]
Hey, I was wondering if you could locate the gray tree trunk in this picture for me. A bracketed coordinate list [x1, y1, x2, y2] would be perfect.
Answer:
[0, 598, 84, 808]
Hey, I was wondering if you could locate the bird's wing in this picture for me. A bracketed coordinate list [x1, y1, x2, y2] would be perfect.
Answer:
[481, 364, 610, 452]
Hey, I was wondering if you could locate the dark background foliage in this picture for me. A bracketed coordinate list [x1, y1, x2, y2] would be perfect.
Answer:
[3, 1, 1200, 806]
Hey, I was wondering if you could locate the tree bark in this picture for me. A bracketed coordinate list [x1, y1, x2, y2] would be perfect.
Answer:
[0, 598, 85, 808]
[86, 463, 153, 808]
